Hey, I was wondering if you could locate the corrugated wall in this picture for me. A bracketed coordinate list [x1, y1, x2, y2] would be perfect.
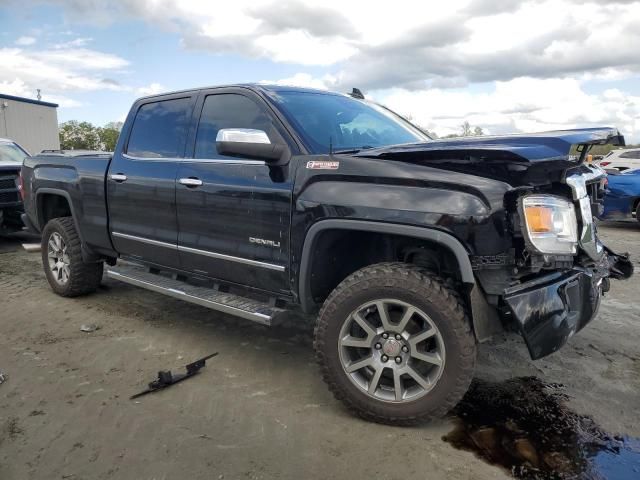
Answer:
[0, 98, 60, 154]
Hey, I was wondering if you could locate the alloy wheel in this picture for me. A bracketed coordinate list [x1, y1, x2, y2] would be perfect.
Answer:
[47, 232, 70, 285]
[338, 299, 446, 403]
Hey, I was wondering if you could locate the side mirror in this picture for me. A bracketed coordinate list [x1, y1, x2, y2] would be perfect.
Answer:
[216, 129, 288, 164]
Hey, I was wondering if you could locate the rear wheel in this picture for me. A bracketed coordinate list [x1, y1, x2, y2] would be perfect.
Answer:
[41, 217, 103, 297]
[314, 262, 476, 425]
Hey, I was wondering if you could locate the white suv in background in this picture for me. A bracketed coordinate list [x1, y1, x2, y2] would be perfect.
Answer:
[597, 148, 640, 171]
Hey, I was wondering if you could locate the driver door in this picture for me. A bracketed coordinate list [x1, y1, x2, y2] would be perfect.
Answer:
[175, 89, 295, 295]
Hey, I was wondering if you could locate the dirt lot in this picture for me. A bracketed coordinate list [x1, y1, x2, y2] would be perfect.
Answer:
[1, 223, 639, 480]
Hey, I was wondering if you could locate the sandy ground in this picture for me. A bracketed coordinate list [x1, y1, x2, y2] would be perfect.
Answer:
[0, 222, 639, 480]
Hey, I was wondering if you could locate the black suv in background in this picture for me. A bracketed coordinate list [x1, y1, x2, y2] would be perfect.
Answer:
[21, 85, 632, 424]
[0, 138, 29, 234]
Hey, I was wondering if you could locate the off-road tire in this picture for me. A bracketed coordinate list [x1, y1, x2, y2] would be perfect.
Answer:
[41, 217, 103, 297]
[314, 262, 476, 425]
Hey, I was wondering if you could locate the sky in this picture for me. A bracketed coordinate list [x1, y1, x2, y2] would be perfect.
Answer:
[1, 0, 640, 141]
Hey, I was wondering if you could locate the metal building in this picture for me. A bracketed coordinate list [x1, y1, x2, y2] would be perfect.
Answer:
[0, 93, 60, 154]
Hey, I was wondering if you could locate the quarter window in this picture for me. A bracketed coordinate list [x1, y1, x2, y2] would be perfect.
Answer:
[127, 98, 192, 158]
[620, 150, 640, 159]
[195, 94, 275, 159]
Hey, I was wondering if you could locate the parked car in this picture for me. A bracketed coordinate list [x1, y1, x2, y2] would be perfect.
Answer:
[602, 169, 640, 222]
[21, 85, 633, 424]
[596, 148, 640, 171]
[0, 138, 29, 234]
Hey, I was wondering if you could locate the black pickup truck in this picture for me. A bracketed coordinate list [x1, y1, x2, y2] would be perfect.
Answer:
[21, 85, 632, 424]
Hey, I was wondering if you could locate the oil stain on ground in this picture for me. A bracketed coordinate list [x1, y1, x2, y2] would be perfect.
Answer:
[443, 376, 640, 479]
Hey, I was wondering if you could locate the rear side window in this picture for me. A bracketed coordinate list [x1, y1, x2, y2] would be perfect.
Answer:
[195, 94, 275, 159]
[127, 98, 192, 158]
[620, 150, 640, 159]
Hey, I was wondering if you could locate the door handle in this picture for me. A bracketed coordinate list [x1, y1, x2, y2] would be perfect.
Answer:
[179, 178, 203, 187]
[110, 173, 127, 182]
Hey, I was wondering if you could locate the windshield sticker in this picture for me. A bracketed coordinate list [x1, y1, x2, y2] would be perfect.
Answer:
[306, 161, 339, 170]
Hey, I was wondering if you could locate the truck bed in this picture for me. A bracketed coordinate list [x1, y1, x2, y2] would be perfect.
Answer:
[22, 151, 114, 256]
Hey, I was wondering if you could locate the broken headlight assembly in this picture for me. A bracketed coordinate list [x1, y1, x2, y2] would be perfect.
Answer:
[520, 195, 578, 255]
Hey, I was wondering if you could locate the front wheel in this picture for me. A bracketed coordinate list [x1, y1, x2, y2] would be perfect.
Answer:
[41, 217, 103, 297]
[314, 263, 476, 425]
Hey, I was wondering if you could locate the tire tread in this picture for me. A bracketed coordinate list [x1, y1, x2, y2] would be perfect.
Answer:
[41, 217, 103, 297]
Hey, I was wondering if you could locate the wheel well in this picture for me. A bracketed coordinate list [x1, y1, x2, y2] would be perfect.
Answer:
[307, 229, 463, 305]
[633, 197, 640, 212]
[38, 193, 72, 227]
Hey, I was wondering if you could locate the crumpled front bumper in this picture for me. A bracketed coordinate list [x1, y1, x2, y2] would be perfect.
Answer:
[504, 250, 633, 360]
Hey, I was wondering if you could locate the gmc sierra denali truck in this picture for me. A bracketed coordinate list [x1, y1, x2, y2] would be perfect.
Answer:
[21, 85, 633, 424]
[0, 138, 29, 233]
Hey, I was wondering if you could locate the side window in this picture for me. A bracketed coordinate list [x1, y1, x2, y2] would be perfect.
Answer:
[127, 97, 191, 158]
[195, 94, 274, 159]
[620, 150, 640, 159]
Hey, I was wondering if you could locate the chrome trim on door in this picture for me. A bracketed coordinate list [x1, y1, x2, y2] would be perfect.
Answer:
[178, 178, 203, 187]
[177, 245, 285, 272]
[111, 232, 285, 271]
[122, 153, 265, 166]
[110, 174, 128, 182]
[111, 231, 177, 249]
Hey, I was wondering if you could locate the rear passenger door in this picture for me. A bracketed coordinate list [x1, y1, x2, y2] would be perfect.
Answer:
[107, 94, 195, 268]
[175, 88, 295, 294]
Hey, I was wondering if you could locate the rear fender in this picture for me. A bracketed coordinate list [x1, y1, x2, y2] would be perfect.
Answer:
[35, 188, 101, 263]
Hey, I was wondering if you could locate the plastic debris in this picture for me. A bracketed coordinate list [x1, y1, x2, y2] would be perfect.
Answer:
[80, 324, 101, 333]
[131, 352, 218, 399]
[21, 243, 41, 252]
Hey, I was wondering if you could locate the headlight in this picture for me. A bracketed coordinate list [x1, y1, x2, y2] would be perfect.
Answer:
[521, 195, 578, 255]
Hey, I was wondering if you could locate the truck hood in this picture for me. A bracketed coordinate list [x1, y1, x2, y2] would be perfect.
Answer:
[354, 127, 625, 163]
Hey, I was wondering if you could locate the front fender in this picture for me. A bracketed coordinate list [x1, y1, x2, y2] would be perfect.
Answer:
[297, 219, 505, 342]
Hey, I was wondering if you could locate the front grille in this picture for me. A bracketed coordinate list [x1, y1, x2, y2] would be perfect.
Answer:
[0, 177, 17, 190]
[0, 191, 20, 204]
[0, 174, 20, 206]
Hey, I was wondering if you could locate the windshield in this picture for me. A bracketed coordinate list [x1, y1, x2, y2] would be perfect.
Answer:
[0, 142, 29, 163]
[268, 91, 429, 154]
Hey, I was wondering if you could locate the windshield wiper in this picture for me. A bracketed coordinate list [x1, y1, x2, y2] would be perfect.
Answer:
[332, 145, 375, 154]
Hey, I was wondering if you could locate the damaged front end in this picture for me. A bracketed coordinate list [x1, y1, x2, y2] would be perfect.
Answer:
[504, 163, 633, 359]
[356, 127, 633, 359]
[504, 248, 632, 359]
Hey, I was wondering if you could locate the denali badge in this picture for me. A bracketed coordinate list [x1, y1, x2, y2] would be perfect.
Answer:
[306, 161, 339, 170]
[250, 237, 281, 248]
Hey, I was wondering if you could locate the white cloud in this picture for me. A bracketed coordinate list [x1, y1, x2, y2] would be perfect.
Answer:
[260, 72, 336, 90]
[53, 37, 93, 49]
[15, 36, 36, 46]
[380, 77, 640, 142]
[0, 46, 129, 96]
[137, 82, 165, 95]
[30, 0, 640, 86]
[255, 30, 357, 66]
[0, 78, 82, 107]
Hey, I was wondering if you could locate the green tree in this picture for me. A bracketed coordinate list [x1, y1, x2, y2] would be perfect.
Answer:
[59, 121, 101, 150]
[97, 121, 123, 152]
